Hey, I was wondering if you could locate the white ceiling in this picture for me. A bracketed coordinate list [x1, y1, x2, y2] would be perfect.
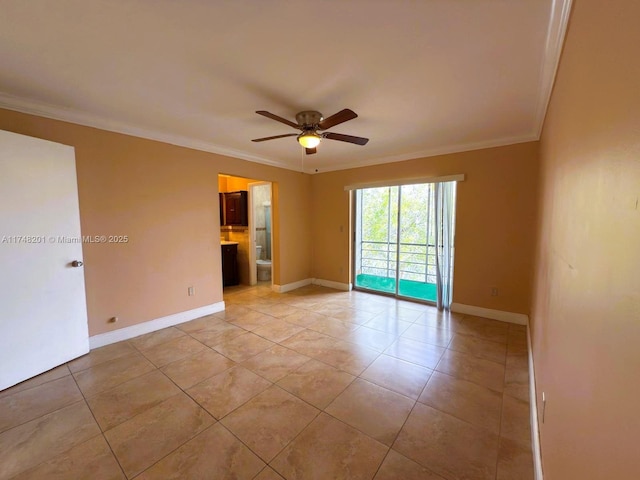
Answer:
[0, 0, 571, 173]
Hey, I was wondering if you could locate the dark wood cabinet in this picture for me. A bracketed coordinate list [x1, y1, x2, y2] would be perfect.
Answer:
[221, 243, 239, 287]
[219, 191, 248, 226]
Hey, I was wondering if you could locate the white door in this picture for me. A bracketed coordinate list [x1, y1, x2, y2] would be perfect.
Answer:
[0, 130, 89, 391]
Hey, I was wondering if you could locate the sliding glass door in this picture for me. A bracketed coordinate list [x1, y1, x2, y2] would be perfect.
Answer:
[397, 183, 438, 301]
[354, 186, 398, 295]
[353, 181, 456, 305]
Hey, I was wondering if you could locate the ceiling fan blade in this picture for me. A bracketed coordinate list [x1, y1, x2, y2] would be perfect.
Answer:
[323, 132, 369, 145]
[305, 148, 317, 155]
[318, 109, 358, 130]
[256, 110, 300, 129]
[251, 133, 298, 142]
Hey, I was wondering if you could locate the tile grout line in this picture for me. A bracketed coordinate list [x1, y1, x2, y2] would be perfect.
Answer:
[381, 367, 442, 478]
[0, 376, 81, 435]
[241, 385, 326, 468]
[130, 422, 220, 479]
[191, 308, 374, 474]
[0, 398, 102, 478]
[80, 330, 238, 478]
[8, 285, 533, 479]
[0, 365, 72, 401]
[122, 346, 247, 478]
[494, 345, 509, 480]
[68, 348, 139, 375]
[67, 365, 129, 479]
[127, 327, 190, 353]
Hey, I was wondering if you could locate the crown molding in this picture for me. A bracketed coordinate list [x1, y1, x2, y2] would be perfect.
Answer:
[0, 93, 301, 172]
[0, 92, 539, 176]
[1, 0, 572, 179]
[305, 133, 539, 174]
[534, 0, 574, 137]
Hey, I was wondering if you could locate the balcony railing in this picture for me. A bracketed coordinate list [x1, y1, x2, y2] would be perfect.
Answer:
[360, 240, 438, 285]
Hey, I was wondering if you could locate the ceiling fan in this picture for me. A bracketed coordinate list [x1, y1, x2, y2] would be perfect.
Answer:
[252, 109, 369, 155]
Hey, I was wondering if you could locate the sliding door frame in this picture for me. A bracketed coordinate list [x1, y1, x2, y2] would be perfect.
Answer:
[349, 175, 462, 307]
[351, 186, 437, 306]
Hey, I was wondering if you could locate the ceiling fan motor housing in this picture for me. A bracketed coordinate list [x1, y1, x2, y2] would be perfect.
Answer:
[295, 111, 323, 129]
[252, 108, 368, 149]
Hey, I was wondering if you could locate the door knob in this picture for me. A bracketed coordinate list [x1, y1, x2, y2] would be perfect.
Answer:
[71, 260, 83, 267]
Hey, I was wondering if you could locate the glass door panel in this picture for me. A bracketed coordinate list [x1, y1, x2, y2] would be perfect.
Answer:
[354, 183, 440, 303]
[354, 186, 398, 295]
[397, 184, 437, 302]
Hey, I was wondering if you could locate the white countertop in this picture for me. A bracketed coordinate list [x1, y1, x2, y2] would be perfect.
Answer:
[220, 241, 239, 245]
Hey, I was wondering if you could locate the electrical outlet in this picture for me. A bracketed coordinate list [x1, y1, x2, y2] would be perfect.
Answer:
[188, 286, 195, 296]
[491, 287, 498, 296]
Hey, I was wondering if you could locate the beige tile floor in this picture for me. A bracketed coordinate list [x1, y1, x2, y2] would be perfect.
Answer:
[0, 284, 533, 480]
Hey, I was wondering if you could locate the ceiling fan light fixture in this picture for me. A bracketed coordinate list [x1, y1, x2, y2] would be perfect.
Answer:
[253, 109, 368, 149]
[297, 132, 321, 149]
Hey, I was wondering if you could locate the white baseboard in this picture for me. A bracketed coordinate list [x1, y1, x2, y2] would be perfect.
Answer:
[89, 302, 225, 349]
[312, 278, 352, 291]
[528, 323, 544, 480]
[272, 278, 352, 293]
[272, 278, 312, 293]
[450, 303, 528, 325]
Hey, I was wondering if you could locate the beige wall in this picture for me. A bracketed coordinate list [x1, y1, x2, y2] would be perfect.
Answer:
[311, 142, 539, 314]
[0, 109, 312, 335]
[531, 0, 640, 478]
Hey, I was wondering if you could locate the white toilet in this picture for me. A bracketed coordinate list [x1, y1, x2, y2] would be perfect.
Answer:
[255, 245, 271, 281]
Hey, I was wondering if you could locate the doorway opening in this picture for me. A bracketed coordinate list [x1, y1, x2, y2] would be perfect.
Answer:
[353, 181, 457, 307]
[248, 181, 273, 286]
[218, 174, 273, 289]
